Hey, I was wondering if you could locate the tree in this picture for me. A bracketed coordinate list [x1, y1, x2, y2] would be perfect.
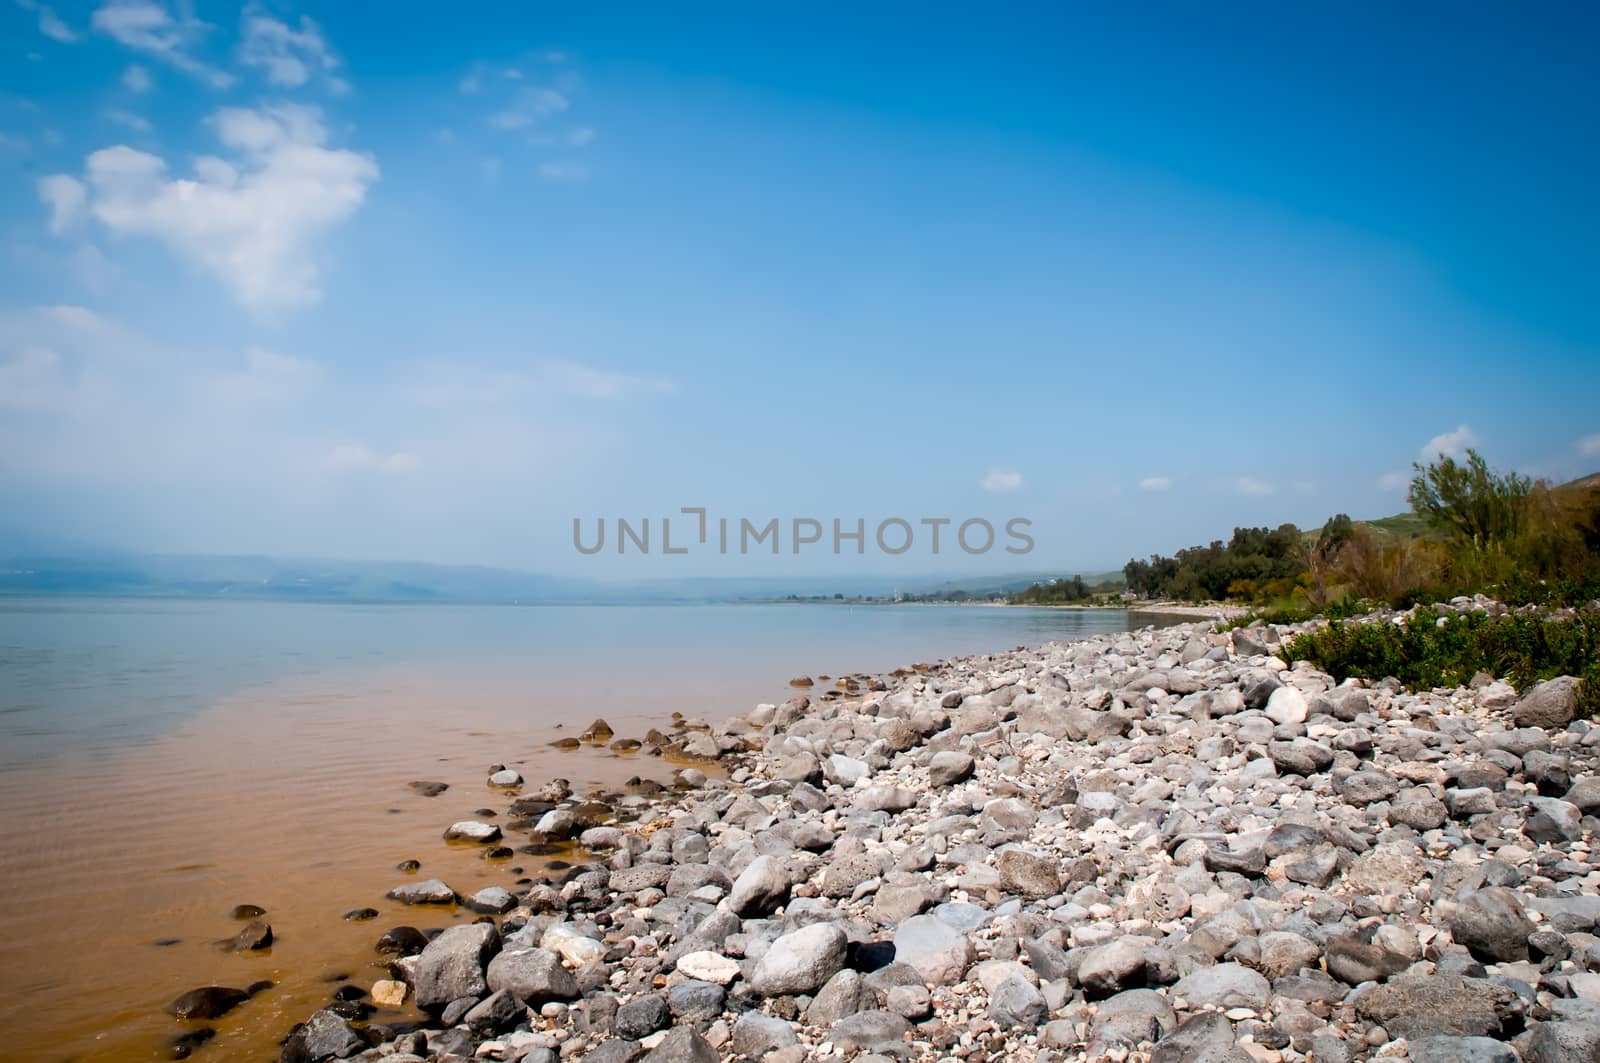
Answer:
[1408, 449, 1531, 551]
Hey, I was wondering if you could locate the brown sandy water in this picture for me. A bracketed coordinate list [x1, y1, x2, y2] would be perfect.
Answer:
[0, 662, 719, 1062]
[0, 599, 1144, 1061]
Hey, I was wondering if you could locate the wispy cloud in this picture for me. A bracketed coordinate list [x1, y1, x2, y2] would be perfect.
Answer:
[1235, 476, 1274, 495]
[488, 87, 568, 130]
[325, 443, 420, 476]
[1420, 424, 1479, 461]
[237, 6, 346, 92]
[37, 173, 86, 233]
[16, 0, 77, 42]
[210, 349, 321, 406]
[982, 469, 1024, 493]
[1138, 476, 1171, 492]
[121, 64, 151, 92]
[1377, 469, 1410, 491]
[104, 108, 151, 133]
[1578, 433, 1600, 459]
[91, 0, 234, 88]
[537, 159, 589, 182]
[44, 104, 378, 311]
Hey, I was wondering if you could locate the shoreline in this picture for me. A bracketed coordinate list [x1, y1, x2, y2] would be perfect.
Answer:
[208, 609, 1594, 1060]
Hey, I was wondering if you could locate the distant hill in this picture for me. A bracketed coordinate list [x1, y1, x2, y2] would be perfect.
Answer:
[0, 553, 1115, 606]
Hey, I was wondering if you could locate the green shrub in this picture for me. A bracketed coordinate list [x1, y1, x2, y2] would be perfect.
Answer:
[1281, 608, 1600, 716]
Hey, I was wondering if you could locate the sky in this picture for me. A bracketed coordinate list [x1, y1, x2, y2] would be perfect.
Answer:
[0, 1, 1597, 580]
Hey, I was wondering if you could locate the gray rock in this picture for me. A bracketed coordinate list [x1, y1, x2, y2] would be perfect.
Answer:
[385, 878, 455, 905]
[1566, 776, 1600, 816]
[1451, 887, 1534, 962]
[989, 975, 1047, 1025]
[609, 864, 672, 893]
[463, 989, 522, 1032]
[485, 947, 579, 1006]
[806, 969, 870, 1026]
[731, 1012, 798, 1056]
[747, 923, 847, 996]
[997, 848, 1061, 899]
[928, 751, 976, 787]
[1391, 792, 1449, 830]
[1408, 1037, 1519, 1063]
[666, 979, 726, 1024]
[1255, 931, 1321, 978]
[1171, 963, 1270, 1010]
[855, 785, 918, 813]
[414, 923, 501, 1009]
[892, 914, 975, 986]
[640, 1027, 719, 1063]
[282, 1009, 364, 1061]
[1151, 1011, 1246, 1063]
[615, 994, 670, 1039]
[1526, 797, 1583, 842]
[1269, 738, 1333, 775]
[727, 854, 789, 917]
[1338, 770, 1402, 806]
[1354, 975, 1522, 1039]
[1524, 1018, 1600, 1063]
[464, 886, 516, 914]
[1513, 676, 1581, 730]
[829, 1010, 914, 1052]
[1024, 938, 1072, 982]
[1078, 938, 1147, 996]
[1092, 988, 1176, 1045]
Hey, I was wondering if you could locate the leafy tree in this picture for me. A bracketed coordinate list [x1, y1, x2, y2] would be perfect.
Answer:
[1408, 449, 1531, 551]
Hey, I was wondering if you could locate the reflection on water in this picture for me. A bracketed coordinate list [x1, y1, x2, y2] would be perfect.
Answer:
[0, 599, 1148, 1061]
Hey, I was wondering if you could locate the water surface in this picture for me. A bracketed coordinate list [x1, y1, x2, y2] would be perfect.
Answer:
[0, 598, 1146, 1061]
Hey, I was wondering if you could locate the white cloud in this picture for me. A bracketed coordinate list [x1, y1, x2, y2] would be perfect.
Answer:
[1578, 434, 1600, 459]
[238, 7, 345, 92]
[91, 0, 233, 88]
[1420, 424, 1479, 461]
[982, 469, 1024, 493]
[568, 127, 595, 146]
[17, 0, 78, 42]
[1138, 476, 1171, 492]
[104, 108, 151, 133]
[1377, 469, 1410, 491]
[487, 87, 568, 130]
[325, 443, 420, 476]
[122, 63, 151, 92]
[53, 104, 378, 311]
[1235, 476, 1274, 495]
[37, 173, 86, 233]
[541, 359, 673, 400]
[211, 348, 320, 406]
[537, 160, 589, 182]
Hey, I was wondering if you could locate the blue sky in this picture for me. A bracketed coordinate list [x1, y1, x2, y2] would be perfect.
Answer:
[1, 2, 1596, 578]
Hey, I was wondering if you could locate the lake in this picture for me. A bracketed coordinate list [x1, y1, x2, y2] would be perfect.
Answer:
[0, 598, 1154, 1061]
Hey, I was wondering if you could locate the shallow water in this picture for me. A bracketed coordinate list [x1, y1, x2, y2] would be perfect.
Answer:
[0, 598, 1146, 1061]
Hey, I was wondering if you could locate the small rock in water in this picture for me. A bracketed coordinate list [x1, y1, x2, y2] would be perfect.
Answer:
[385, 878, 455, 905]
[370, 979, 407, 1007]
[408, 780, 449, 797]
[394, 859, 421, 873]
[226, 920, 273, 951]
[167, 986, 248, 1020]
[443, 820, 502, 843]
[488, 769, 522, 787]
[342, 908, 378, 922]
[229, 904, 266, 920]
[583, 718, 614, 740]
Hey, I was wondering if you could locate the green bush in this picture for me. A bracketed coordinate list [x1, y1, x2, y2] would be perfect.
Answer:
[1281, 608, 1600, 716]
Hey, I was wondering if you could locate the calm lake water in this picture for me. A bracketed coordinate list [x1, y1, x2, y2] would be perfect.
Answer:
[0, 598, 1149, 1061]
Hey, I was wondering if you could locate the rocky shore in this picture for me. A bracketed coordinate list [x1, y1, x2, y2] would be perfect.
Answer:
[220, 604, 1600, 1062]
